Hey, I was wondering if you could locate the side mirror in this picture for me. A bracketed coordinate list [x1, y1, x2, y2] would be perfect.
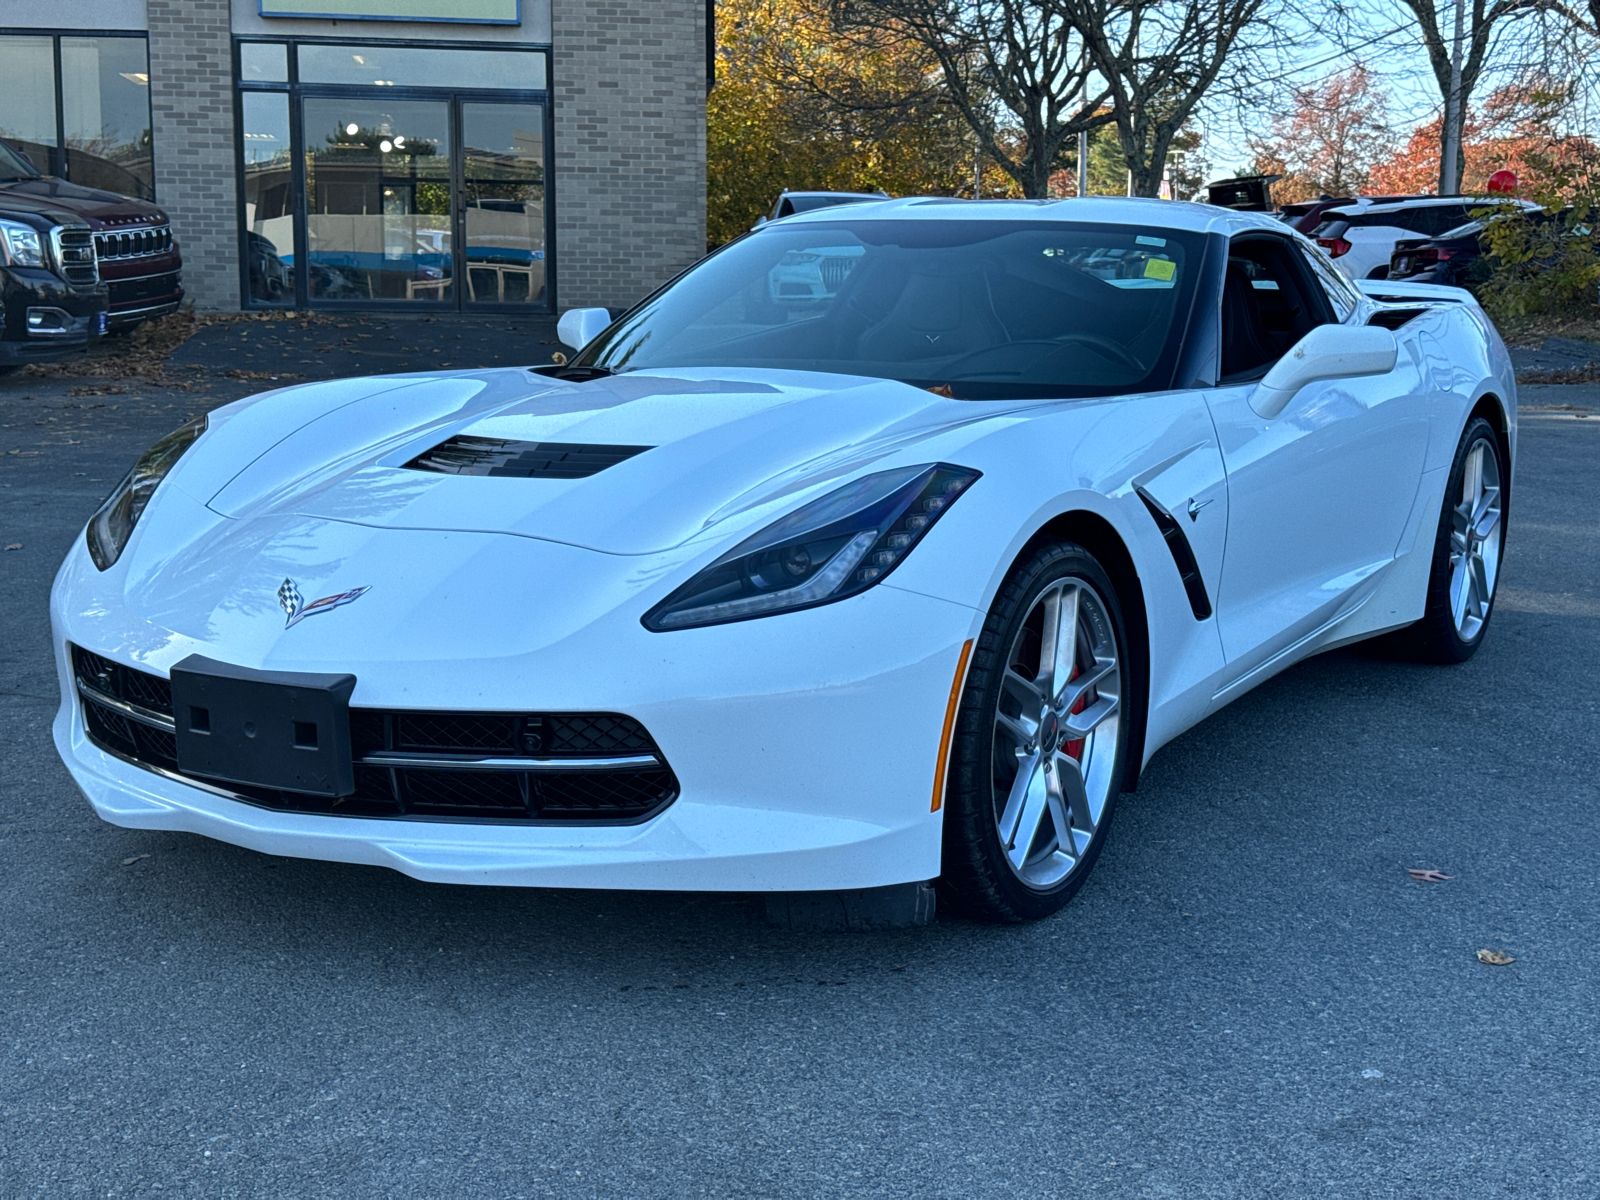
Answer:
[1250, 324, 1398, 419]
[556, 306, 612, 354]
[751, 215, 768, 230]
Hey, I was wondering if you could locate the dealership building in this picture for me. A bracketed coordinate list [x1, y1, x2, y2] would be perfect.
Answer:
[0, 0, 709, 313]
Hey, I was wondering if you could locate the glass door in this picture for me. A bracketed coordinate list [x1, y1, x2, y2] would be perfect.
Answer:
[459, 101, 546, 307]
[302, 96, 453, 304]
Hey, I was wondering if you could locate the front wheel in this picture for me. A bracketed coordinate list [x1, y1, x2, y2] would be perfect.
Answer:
[1390, 416, 1505, 663]
[939, 543, 1130, 922]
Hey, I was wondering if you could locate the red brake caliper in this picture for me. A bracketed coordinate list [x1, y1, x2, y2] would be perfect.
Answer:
[1064, 661, 1086, 761]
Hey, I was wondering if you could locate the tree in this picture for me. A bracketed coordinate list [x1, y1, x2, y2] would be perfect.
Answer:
[1247, 65, 1390, 203]
[1321, 0, 1576, 195]
[1367, 80, 1597, 196]
[708, 0, 975, 244]
[832, 0, 1115, 198]
[1066, 0, 1282, 196]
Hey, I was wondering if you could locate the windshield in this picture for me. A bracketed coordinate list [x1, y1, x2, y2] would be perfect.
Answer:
[0, 140, 40, 182]
[579, 219, 1204, 399]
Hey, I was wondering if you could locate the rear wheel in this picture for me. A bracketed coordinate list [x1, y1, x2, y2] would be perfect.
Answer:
[1391, 416, 1505, 663]
[939, 543, 1130, 922]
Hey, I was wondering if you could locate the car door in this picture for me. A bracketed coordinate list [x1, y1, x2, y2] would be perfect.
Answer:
[1204, 234, 1432, 684]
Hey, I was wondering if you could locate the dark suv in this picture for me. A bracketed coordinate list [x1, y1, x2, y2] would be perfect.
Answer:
[0, 138, 182, 331]
[0, 203, 107, 375]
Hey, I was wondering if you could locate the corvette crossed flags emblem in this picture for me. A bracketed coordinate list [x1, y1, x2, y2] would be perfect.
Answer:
[277, 577, 370, 629]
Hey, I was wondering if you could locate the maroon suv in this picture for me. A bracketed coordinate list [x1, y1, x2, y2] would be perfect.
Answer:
[0, 138, 182, 329]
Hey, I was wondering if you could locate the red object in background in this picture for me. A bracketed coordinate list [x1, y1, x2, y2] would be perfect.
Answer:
[1317, 235, 1353, 258]
[1487, 169, 1519, 194]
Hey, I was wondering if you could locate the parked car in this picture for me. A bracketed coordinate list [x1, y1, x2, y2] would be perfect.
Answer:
[0, 201, 109, 376]
[1387, 221, 1495, 288]
[1389, 207, 1597, 289]
[1311, 195, 1541, 281]
[753, 190, 889, 229]
[56, 199, 1514, 923]
[0, 138, 181, 330]
[1276, 196, 1354, 235]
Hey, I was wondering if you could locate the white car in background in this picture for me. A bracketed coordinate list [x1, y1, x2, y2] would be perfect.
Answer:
[1313, 195, 1541, 280]
[53, 199, 1515, 923]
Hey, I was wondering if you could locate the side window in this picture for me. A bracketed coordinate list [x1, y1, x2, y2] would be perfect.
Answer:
[1298, 243, 1359, 321]
[1219, 236, 1337, 382]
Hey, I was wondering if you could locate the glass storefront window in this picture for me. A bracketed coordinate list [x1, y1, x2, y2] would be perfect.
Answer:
[240, 42, 289, 83]
[0, 37, 60, 175]
[61, 37, 154, 201]
[242, 92, 297, 305]
[298, 44, 546, 90]
[303, 97, 454, 303]
[0, 34, 154, 201]
[462, 103, 545, 306]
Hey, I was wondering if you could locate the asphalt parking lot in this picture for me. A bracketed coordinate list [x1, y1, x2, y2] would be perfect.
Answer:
[2, 362, 1598, 1198]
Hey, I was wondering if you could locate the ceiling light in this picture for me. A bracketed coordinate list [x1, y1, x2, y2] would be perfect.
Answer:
[379, 140, 393, 153]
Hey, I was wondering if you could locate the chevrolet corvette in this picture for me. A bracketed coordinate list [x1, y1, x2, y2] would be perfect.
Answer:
[51, 198, 1514, 921]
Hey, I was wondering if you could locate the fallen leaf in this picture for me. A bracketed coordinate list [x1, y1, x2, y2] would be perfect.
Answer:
[1476, 949, 1515, 966]
[1408, 868, 1453, 882]
[121, 853, 151, 866]
[926, 383, 956, 398]
[4, 543, 20, 551]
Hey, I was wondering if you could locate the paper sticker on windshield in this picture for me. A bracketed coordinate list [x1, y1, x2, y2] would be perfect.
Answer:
[1136, 236, 1167, 247]
[1143, 257, 1176, 281]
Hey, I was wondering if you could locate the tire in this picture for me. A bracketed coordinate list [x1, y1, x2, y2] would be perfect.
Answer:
[1389, 416, 1505, 663]
[939, 542, 1131, 922]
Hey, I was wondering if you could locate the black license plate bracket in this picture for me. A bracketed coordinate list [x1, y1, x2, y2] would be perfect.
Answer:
[170, 655, 357, 797]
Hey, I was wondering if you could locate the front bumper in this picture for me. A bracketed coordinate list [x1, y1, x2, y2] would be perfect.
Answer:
[0, 267, 107, 363]
[51, 518, 977, 891]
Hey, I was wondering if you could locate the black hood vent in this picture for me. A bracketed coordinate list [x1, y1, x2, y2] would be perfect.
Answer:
[406, 436, 651, 479]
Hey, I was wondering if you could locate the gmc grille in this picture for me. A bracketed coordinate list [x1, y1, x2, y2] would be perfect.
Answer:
[94, 225, 174, 261]
[71, 645, 679, 824]
[52, 225, 99, 285]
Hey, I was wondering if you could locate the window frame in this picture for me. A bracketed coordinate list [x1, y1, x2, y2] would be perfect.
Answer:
[0, 27, 154, 199]
[233, 35, 555, 314]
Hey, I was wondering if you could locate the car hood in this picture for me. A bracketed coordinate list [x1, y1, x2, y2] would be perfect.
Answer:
[199, 367, 996, 555]
[0, 177, 166, 227]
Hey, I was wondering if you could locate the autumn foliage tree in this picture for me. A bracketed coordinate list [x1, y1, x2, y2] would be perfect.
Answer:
[1367, 82, 1599, 196]
[708, 0, 976, 245]
[1248, 66, 1390, 203]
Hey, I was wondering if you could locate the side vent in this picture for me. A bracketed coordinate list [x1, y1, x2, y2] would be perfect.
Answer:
[406, 436, 651, 479]
[1366, 307, 1429, 331]
[1135, 486, 1213, 621]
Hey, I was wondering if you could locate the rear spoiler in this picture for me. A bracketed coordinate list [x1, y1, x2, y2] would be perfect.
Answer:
[1357, 278, 1478, 307]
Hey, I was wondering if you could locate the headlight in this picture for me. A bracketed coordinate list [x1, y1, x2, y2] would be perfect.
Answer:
[85, 416, 207, 571]
[0, 219, 47, 268]
[644, 462, 979, 631]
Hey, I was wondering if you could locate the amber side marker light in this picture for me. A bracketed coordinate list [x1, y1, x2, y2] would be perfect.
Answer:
[931, 638, 975, 813]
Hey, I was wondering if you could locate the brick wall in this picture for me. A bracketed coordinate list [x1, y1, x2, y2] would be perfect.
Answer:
[147, 0, 239, 312]
[551, 0, 707, 311]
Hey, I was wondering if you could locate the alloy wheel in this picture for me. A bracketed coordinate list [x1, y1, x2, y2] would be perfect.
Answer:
[990, 577, 1123, 891]
[1449, 436, 1502, 642]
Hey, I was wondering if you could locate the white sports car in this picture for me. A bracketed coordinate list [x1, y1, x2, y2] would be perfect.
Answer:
[51, 198, 1514, 922]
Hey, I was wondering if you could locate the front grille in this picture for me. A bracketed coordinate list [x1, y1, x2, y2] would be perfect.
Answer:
[94, 225, 174, 261]
[821, 256, 857, 290]
[406, 436, 652, 479]
[108, 272, 181, 308]
[51, 225, 98, 285]
[70, 644, 678, 824]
